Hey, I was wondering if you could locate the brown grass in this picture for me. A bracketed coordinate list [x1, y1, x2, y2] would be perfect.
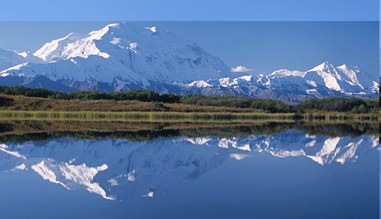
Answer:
[0, 94, 259, 113]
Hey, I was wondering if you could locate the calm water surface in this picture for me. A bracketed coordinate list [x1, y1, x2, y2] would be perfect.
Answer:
[0, 123, 378, 219]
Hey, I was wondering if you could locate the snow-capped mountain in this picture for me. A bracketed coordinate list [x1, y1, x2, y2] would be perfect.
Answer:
[178, 61, 379, 102]
[0, 22, 378, 102]
[0, 131, 377, 201]
[0, 49, 44, 73]
[0, 49, 31, 72]
[1, 23, 230, 85]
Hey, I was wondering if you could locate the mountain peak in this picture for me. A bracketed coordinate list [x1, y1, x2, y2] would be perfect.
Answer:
[88, 23, 120, 40]
[337, 64, 359, 72]
[7, 23, 230, 83]
[270, 69, 305, 77]
[32, 22, 165, 63]
[33, 32, 84, 61]
[308, 61, 336, 72]
[337, 64, 348, 69]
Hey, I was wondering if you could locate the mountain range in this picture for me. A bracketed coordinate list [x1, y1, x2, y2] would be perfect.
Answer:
[0, 22, 378, 103]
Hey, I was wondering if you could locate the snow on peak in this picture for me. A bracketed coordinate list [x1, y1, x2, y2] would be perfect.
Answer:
[305, 62, 343, 91]
[33, 32, 84, 61]
[186, 80, 213, 88]
[306, 80, 317, 87]
[16, 51, 28, 58]
[11, 22, 229, 83]
[219, 77, 230, 87]
[337, 64, 362, 87]
[308, 61, 336, 72]
[32, 27, 88, 60]
[88, 23, 120, 40]
[240, 75, 253, 81]
[1, 62, 29, 76]
[371, 81, 379, 93]
[33, 23, 131, 62]
[318, 72, 341, 91]
[0, 49, 41, 72]
[337, 64, 353, 71]
[270, 69, 305, 77]
[337, 64, 360, 75]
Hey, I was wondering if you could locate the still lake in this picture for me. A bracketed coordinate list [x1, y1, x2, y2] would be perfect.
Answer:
[0, 121, 378, 219]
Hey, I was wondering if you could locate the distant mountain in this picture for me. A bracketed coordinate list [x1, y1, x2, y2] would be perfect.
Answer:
[1, 23, 229, 85]
[179, 61, 379, 103]
[0, 23, 378, 102]
[0, 49, 43, 72]
[0, 49, 29, 71]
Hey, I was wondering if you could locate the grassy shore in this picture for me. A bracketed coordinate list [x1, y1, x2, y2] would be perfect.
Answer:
[0, 94, 378, 122]
[0, 110, 377, 123]
[0, 110, 298, 122]
[0, 94, 258, 113]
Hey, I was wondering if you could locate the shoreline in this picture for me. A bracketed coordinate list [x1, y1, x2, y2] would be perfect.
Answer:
[0, 110, 377, 122]
[0, 119, 378, 141]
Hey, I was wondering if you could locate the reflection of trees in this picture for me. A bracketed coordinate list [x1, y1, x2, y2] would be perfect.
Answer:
[0, 96, 14, 107]
[0, 120, 377, 143]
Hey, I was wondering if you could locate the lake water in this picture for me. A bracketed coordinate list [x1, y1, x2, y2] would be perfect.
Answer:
[0, 122, 378, 219]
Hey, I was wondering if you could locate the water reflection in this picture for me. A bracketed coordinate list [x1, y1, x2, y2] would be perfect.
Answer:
[0, 121, 378, 201]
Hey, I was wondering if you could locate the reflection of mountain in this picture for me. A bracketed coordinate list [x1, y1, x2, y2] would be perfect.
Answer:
[0, 130, 378, 201]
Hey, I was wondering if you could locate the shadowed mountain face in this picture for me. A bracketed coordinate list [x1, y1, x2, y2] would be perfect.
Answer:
[0, 126, 377, 201]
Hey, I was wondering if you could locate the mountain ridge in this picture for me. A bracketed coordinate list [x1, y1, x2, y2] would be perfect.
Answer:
[0, 23, 378, 103]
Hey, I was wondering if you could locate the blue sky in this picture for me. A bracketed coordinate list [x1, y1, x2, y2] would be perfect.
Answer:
[0, 22, 378, 75]
[0, 0, 378, 21]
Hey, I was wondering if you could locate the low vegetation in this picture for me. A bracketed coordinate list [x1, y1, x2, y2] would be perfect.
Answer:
[0, 86, 378, 114]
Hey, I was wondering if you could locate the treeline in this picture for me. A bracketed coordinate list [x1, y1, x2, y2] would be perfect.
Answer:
[180, 95, 294, 113]
[0, 86, 180, 103]
[298, 97, 379, 114]
[179, 95, 378, 113]
[0, 86, 378, 113]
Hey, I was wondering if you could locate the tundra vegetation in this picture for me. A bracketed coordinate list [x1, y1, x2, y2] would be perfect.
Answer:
[0, 86, 378, 114]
